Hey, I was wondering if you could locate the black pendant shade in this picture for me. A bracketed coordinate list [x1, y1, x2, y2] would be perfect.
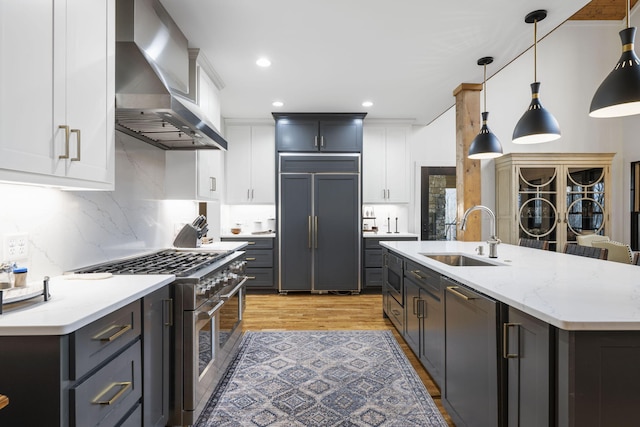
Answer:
[469, 112, 503, 159]
[590, 27, 640, 118]
[512, 82, 561, 144]
[512, 10, 561, 144]
[468, 57, 503, 160]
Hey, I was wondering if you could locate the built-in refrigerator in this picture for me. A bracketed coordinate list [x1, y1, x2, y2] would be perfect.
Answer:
[278, 153, 361, 293]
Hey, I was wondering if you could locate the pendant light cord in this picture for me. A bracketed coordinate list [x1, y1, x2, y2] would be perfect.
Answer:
[483, 63, 487, 112]
[534, 17, 538, 82]
[627, 0, 630, 29]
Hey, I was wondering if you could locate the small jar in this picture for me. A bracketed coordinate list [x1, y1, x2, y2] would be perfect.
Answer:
[0, 264, 13, 289]
[13, 267, 27, 287]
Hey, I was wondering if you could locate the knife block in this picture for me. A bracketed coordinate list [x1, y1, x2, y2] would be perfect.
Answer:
[173, 224, 201, 248]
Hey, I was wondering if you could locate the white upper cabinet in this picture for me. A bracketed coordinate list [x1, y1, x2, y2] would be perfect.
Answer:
[363, 124, 410, 203]
[225, 124, 275, 204]
[165, 150, 223, 201]
[0, 0, 115, 190]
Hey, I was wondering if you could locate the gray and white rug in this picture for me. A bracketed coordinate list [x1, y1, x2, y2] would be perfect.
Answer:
[196, 330, 448, 427]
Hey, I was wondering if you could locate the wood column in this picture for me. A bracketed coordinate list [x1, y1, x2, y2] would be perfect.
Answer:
[453, 83, 483, 241]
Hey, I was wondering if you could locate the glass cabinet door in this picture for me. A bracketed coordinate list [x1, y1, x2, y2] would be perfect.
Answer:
[565, 167, 606, 243]
[518, 167, 558, 251]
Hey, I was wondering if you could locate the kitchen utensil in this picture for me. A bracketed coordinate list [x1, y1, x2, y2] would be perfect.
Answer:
[231, 228, 241, 234]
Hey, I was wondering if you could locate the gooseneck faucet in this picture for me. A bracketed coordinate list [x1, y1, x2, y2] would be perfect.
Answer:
[460, 205, 501, 258]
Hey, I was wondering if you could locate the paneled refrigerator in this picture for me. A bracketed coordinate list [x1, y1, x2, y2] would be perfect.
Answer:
[278, 153, 361, 293]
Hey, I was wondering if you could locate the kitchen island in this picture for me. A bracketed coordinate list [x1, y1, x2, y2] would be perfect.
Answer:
[380, 240, 640, 427]
[0, 274, 174, 427]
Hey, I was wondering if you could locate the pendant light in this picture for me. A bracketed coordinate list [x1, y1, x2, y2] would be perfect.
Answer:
[512, 10, 561, 144]
[468, 57, 503, 159]
[590, 0, 640, 118]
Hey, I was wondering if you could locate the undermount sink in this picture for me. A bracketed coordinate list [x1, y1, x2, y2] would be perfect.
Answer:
[422, 253, 504, 267]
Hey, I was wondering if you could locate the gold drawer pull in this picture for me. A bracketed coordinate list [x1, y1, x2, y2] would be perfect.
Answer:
[93, 324, 132, 342]
[411, 270, 424, 280]
[245, 257, 256, 261]
[247, 276, 256, 280]
[247, 241, 256, 245]
[445, 286, 477, 301]
[93, 381, 132, 405]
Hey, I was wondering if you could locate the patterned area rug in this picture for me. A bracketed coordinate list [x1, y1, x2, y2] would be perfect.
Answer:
[196, 330, 448, 427]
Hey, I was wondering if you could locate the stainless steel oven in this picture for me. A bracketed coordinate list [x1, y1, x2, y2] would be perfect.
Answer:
[190, 278, 246, 422]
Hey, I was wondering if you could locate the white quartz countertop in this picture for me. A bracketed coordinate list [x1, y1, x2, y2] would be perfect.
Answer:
[0, 274, 174, 336]
[220, 233, 275, 239]
[363, 232, 419, 238]
[380, 240, 640, 331]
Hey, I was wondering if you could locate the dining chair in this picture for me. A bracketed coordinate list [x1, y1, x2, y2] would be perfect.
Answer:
[633, 252, 640, 266]
[563, 243, 608, 260]
[518, 238, 549, 250]
[576, 234, 610, 247]
[592, 241, 634, 264]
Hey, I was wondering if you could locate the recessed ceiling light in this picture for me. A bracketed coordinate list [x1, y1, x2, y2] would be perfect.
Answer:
[256, 57, 271, 67]
[272, 101, 284, 107]
[362, 101, 373, 108]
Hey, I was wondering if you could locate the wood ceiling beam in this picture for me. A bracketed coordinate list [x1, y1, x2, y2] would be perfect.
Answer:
[570, 0, 639, 21]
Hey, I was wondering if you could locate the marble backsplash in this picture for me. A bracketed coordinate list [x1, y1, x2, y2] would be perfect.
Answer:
[0, 133, 199, 282]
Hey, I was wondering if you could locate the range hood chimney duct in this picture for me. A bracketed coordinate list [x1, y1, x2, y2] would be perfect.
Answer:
[115, 0, 227, 150]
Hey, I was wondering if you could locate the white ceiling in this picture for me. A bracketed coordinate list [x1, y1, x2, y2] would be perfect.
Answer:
[159, 0, 591, 126]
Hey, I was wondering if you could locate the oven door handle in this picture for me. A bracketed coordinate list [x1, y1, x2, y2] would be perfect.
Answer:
[197, 300, 224, 320]
[219, 277, 248, 299]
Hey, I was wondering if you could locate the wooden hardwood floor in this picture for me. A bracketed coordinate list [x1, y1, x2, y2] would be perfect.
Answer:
[242, 291, 455, 426]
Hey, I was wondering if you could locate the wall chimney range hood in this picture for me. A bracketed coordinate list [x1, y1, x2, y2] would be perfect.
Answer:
[115, 0, 227, 150]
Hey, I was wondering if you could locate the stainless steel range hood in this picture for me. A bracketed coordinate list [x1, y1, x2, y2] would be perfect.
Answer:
[115, 0, 227, 150]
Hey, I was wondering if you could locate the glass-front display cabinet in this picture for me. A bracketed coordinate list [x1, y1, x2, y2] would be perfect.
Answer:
[495, 153, 613, 252]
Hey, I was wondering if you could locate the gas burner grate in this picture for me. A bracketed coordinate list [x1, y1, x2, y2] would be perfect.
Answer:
[75, 250, 230, 277]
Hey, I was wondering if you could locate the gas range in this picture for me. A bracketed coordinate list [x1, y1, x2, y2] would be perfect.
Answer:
[75, 249, 247, 309]
[75, 247, 248, 425]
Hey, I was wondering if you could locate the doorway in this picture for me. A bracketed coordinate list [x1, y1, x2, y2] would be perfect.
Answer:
[421, 167, 457, 241]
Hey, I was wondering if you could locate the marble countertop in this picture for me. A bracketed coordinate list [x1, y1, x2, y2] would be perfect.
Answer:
[220, 233, 276, 239]
[380, 240, 640, 331]
[0, 274, 174, 336]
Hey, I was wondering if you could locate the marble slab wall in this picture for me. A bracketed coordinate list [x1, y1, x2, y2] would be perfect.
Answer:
[0, 133, 198, 282]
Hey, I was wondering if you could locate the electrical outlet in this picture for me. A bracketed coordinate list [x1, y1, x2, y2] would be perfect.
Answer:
[4, 233, 29, 261]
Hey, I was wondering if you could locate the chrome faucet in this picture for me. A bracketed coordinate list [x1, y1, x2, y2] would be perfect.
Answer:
[460, 205, 501, 258]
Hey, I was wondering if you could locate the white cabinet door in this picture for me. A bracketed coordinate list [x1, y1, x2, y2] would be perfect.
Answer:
[224, 124, 275, 204]
[249, 125, 275, 204]
[225, 126, 253, 204]
[363, 127, 387, 203]
[0, 0, 114, 190]
[384, 127, 409, 203]
[0, 1, 57, 177]
[61, 0, 114, 185]
[165, 151, 222, 201]
[363, 125, 409, 204]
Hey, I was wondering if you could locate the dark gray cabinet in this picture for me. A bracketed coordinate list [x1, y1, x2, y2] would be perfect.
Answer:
[222, 237, 276, 290]
[505, 306, 551, 427]
[443, 277, 500, 427]
[403, 261, 444, 388]
[142, 285, 172, 427]
[279, 170, 359, 293]
[363, 236, 417, 290]
[0, 300, 143, 427]
[273, 113, 366, 152]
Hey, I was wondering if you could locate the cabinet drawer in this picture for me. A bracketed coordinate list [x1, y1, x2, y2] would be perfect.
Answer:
[364, 249, 382, 268]
[245, 267, 275, 288]
[387, 291, 404, 332]
[222, 237, 273, 249]
[71, 340, 142, 427]
[364, 268, 382, 287]
[244, 249, 273, 267]
[404, 260, 441, 297]
[70, 300, 142, 380]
